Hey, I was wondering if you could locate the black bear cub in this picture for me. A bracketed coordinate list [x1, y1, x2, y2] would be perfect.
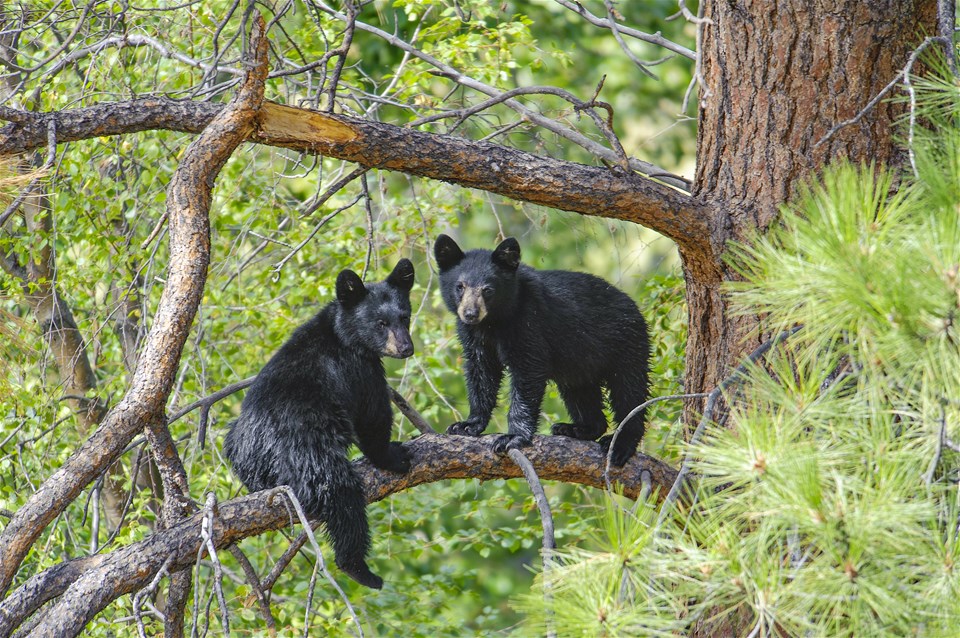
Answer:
[434, 234, 650, 467]
[223, 260, 415, 589]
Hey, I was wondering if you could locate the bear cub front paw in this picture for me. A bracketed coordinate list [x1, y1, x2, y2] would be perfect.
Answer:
[369, 442, 411, 474]
[383, 442, 412, 474]
[446, 418, 487, 437]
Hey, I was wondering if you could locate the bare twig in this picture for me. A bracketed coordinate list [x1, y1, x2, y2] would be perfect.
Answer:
[602, 0, 659, 79]
[676, 0, 712, 25]
[99, 442, 150, 549]
[552, 0, 695, 60]
[262, 526, 315, 591]
[359, 172, 375, 280]
[680, 0, 711, 113]
[603, 392, 710, 491]
[133, 554, 175, 638]
[167, 375, 256, 447]
[508, 449, 556, 552]
[323, 0, 357, 111]
[198, 494, 230, 636]
[271, 193, 363, 277]
[227, 544, 277, 634]
[409, 82, 631, 171]
[308, 0, 689, 190]
[388, 387, 437, 435]
[508, 448, 556, 638]
[904, 36, 953, 177]
[219, 166, 369, 292]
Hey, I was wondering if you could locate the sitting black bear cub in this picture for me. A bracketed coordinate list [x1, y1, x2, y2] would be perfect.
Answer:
[223, 260, 415, 589]
[434, 234, 650, 467]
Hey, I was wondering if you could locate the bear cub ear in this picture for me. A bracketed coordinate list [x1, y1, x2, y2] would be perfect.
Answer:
[387, 258, 415, 292]
[434, 234, 465, 271]
[336, 269, 367, 308]
[492, 237, 521, 271]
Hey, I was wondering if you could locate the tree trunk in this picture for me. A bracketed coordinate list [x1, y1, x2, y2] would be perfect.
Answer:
[687, 1, 939, 635]
[683, 0, 938, 424]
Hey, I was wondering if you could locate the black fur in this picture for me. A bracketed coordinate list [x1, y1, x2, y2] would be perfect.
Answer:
[223, 259, 415, 589]
[434, 234, 650, 467]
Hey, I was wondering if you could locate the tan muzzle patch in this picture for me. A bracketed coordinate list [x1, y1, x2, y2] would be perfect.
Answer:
[457, 286, 488, 324]
[384, 330, 401, 357]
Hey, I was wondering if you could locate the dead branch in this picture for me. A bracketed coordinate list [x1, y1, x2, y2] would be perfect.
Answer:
[0, 99, 714, 254]
[553, 0, 695, 60]
[0, 11, 270, 600]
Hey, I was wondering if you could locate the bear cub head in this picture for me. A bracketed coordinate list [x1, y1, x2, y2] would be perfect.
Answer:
[434, 234, 520, 325]
[335, 258, 415, 358]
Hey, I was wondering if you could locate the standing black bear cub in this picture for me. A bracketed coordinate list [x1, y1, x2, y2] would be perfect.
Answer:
[223, 260, 415, 590]
[435, 235, 650, 467]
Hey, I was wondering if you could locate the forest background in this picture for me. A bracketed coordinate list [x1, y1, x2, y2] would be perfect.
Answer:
[1, 1, 958, 637]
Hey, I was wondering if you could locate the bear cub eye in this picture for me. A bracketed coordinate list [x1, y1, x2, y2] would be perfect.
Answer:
[481, 286, 494, 298]
[455, 281, 465, 294]
[377, 319, 388, 329]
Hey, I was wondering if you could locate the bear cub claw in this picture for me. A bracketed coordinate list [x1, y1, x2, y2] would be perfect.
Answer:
[551, 422, 605, 441]
[492, 433, 532, 455]
[446, 419, 487, 437]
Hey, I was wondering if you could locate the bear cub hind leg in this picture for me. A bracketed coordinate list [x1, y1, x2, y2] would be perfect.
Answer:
[551, 383, 608, 442]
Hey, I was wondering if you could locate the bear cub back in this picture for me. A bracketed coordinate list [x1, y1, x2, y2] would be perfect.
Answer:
[223, 259, 415, 589]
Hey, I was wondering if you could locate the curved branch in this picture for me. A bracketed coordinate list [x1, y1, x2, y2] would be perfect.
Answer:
[0, 15, 270, 599]
[0, 99, 716, 255]
[0, 433, 678, 636]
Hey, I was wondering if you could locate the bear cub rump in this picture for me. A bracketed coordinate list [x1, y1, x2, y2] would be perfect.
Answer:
[223, 259, 415, 589]
[434, 234, 650, 467]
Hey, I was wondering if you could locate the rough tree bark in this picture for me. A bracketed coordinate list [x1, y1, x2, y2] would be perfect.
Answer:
[683, 0, 938, 429]
[0, 100, 715, 251]
[685, 2, 940, 635]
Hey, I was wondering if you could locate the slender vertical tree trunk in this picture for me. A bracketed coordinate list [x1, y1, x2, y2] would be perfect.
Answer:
[683, 0, 938, 424]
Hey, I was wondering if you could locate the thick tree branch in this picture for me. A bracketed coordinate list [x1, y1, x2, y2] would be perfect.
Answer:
[0, 434, 677, 636]
[0, 99, 716, 256]
[0, 16, 270, 598]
